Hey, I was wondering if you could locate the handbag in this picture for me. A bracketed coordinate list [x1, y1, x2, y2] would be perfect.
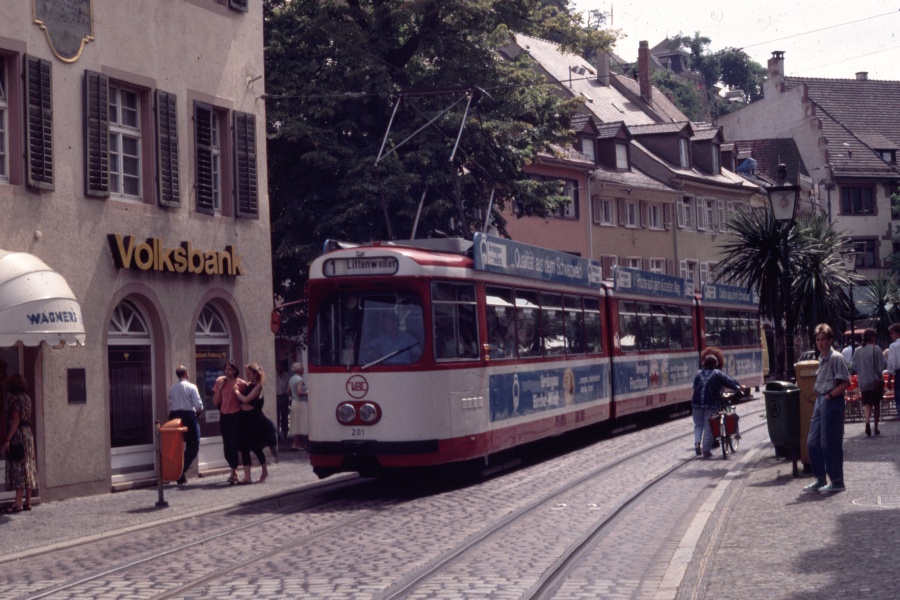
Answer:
[7, 442, 25, 461]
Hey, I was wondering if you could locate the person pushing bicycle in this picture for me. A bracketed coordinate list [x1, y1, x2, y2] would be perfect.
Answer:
[691, 349, 743, 458]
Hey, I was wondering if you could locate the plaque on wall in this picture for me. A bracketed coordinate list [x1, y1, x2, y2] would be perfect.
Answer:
[33, 0, 95, 63]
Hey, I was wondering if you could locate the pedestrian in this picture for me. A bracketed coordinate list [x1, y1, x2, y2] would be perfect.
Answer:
[850, 328, 886, 436]
[691, 348, 742, 458]
[805, 323, 852, 493]
[212, 359, 247, 484]
[841, 341, 855, 365]
[167, 365, 204, 485]
[887, 323, 900, 414]
[275, 359, 291, 442]
[2, 374, 38, 513]
[287, 362, 307, 451]
[233, 362, 270, 484]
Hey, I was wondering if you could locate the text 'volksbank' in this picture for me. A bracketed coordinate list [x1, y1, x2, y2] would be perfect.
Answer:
[108, 235, 244, 276]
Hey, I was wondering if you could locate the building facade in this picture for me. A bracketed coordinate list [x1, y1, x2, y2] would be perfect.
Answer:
[0, 1, 273, 501]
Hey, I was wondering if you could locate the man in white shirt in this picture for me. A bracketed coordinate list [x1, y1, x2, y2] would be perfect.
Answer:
[887, 324, 900, 413]
[167, 365, 204, 485]
[842, 343, 855, 365]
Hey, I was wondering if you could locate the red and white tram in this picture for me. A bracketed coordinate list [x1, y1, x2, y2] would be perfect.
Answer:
[305, 234, 762, 478]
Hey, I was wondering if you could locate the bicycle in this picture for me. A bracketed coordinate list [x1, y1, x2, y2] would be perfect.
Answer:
[709, 402, 740, 459]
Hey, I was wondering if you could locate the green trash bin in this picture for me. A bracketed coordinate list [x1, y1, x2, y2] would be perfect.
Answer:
[764, 381, 801, 446]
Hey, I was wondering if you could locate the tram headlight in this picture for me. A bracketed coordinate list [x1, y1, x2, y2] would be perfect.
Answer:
[336, 402, 357, 424]
[359, 403, 379, 423]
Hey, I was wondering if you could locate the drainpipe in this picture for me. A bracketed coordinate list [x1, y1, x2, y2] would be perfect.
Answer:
[586, 174, 594, 260]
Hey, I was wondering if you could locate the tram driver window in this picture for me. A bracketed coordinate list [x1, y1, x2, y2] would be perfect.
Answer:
[432, 282, 479, 361]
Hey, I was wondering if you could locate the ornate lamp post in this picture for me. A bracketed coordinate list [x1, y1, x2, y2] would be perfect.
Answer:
[766, 164, 800, 380]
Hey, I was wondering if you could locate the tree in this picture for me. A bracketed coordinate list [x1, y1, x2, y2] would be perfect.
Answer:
[857, 275, 900, 346]
[264, 0, 616, 335]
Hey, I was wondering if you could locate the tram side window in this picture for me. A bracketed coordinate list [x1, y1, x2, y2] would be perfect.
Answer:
[649, 303, 669, 350]
[516, 288, 542, 358]
[619, 301, 639, 352]
[747, 314, 760, 344]
[542, 293, 565, 356]
[680, 309, 694, 349]
[486, 286, 516, 360]
[432, 282, 479, 361]
[705, 308, 721, 347]
[668, 305, 686, 349]
[564, 295, 585, 354]
[636, 302, 653, 350]
[583, 297, 602, 353]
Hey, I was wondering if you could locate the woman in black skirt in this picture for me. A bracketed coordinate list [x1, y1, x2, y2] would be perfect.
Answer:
[233, 362, 270, 484]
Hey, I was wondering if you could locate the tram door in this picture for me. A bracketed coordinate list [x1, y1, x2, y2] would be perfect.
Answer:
[108, 300, 156, 486]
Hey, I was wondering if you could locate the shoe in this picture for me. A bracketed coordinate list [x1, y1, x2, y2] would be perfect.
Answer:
[865, 423, 871, 436]
[820, 482, 846, 493]
[227, 474, 238, 485]
[695, 444, 701, 456]
[176, 474, 187, 485]
[803, 479, 827, 492]
[23, 504, 32, 511]
[238, 479, 253, 485]
[875, 428, 881, 435]
[3, 505, 24, 513]
[702, 451, 713, 458]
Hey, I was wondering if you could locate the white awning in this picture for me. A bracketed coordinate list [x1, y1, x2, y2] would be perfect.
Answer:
[0, 250, 86, 347]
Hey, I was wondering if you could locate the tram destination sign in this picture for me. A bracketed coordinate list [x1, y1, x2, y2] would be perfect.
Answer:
[324, 256, 399, 277]
[701, 283, 759, 307]
[613, 266, 694, 299]
[473, 233, 602, 289]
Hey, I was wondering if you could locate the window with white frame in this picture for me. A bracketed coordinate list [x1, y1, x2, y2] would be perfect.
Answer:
[615, 142, 629, 169]
[0, 58, 7, 183]
[679, 138, 690, 167]
[109, 85, 142, 199]
[648, 203, 662, 229]
[649, 258, 665, 273]
[677, 197, 694, 229]
[697, 199, 715, 231]
[555, 179, 578, 219]
[625, 200, 639, 227]
[680, 259, 698, 287]
[624, 257, 642, 269]
[581, 136, 596, 163]
[593, 197, 614, 225]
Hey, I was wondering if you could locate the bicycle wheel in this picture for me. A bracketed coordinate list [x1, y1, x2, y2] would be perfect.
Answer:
[720, 429, 728, 459]
[728, 435, 740, 453]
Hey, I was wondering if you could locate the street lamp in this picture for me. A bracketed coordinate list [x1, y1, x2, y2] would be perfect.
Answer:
[766, 164, 800, 380]
[840, 246, 860, 354]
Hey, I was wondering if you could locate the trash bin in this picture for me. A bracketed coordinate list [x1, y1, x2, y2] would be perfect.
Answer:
[159, 418, 188, 482]
[764, 381, 801, 447]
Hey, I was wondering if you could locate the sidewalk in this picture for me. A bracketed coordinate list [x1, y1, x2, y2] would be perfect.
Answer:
[0, 443, 351, 562]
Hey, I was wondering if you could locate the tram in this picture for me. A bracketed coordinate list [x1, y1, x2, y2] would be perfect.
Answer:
[305, 233, 763, 478]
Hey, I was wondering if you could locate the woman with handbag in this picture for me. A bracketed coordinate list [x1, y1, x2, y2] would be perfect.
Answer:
[851, 328, 887, 436]
[2, 374, 38, 513]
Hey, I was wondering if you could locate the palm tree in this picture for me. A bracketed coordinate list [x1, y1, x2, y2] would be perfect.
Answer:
[856, 274, 900, 346]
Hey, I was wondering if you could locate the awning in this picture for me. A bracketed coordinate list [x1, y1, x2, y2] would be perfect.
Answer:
[0, 250, 86, 347]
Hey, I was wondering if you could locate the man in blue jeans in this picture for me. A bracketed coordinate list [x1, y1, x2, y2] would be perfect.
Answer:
[805, 324, 851, 493]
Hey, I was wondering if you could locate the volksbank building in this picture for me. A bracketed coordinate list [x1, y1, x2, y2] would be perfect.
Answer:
[0, 1, 274, 502]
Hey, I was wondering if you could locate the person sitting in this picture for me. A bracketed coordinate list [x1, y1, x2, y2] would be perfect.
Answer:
[361, 312, 421, 365]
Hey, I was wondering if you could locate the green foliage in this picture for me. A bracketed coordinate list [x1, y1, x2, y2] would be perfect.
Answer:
[264, 0, 615, 335]
[650, 69, 704, 122]
[857, 275, 900, 346]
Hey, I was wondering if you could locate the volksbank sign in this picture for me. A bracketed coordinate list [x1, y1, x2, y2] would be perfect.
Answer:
[108, 235, 244, 276]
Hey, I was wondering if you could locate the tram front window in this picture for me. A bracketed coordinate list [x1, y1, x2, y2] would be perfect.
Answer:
[311, 292, 424, 367]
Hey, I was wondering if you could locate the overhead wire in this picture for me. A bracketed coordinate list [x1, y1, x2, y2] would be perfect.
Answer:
[739, 9, 899, 50]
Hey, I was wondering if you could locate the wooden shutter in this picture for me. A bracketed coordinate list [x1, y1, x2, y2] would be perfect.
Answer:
[194, 102, 214, 215]
[229, 0, 249, 12]
[639, 201, 647, 228]
[617, 198, 626, 226]
[83, 70, 109, 198]
[25, 55, 53, 190]
[233, 111, 258, 219]
[663, 203, 671, 230]
[666, 259, 674, 275]
[155, 90, 179, 206]
[676, 199, 684, 228]
[591, 196, 602, 224]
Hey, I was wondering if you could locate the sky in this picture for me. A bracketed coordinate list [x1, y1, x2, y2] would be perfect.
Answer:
[573, 0, 900, 80]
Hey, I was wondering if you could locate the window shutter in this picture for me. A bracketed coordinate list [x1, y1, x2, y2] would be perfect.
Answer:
[617, 198, 626, 226]
[233, 111, 258, 219]
[25, 55, 53, 190]
[700, 262, 709, 285]
[229, 0, 249, 12]
[676, 199, 684, 228]
[155, 90, 180, 207]
[83, 70, 109, 198]
[194, 102, 214, 215]
[663, 203, 671, 230]
[639, 201, 647, 228]
[679, 259, 687, 279]
[666, 259, 674, 275]
[591, 196, 601, 224]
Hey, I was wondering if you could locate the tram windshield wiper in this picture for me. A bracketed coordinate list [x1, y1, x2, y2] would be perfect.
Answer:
[361, 342, 420, 370]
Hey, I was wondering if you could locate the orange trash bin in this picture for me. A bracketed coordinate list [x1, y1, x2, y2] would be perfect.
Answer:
[159, 418, 188, 482]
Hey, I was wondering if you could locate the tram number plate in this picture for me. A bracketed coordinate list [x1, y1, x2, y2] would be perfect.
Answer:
[351, 428, 366, 437]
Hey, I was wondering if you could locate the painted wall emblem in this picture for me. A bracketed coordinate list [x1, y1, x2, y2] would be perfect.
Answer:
[33, 0, 95, 63]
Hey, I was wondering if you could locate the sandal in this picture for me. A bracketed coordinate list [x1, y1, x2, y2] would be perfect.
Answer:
[237, 479, 253, 485]
[23, 504, 32, 511]
[4, 505, 23, 513]
[227, 474, 238, 485]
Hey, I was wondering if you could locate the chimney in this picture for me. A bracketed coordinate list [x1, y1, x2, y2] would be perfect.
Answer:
[596, 52, 610, 86]
[638, 40, 652, 103]
[766, 51, 785, 94]
[856, 71, 868, 81]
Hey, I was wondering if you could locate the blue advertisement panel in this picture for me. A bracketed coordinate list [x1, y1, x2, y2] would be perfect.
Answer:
[489, 363, 610, 422]
[702, 283, 759, 307]
[721, 349, 764, 381]
[473, 232, 602, 289]
[612, 353, 697, 398]
[613, 266, 694, 299]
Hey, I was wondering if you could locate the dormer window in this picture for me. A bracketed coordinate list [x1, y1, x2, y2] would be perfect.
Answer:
[581, 136, 596, 163]
[679, 138, 690, 168]
[878, 149, 896, 164]
[615, 142, 629, 170]
[711, 144, 720, 173]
